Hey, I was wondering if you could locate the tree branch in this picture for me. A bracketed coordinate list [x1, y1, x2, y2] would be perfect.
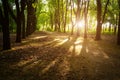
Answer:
[102, 0, 110, 23]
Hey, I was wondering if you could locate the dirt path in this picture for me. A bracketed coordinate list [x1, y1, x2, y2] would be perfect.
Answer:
[0, 31, 120, 80]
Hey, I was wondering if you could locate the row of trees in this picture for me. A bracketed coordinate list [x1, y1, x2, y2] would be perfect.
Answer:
[0, 0, 37, 50]
[38, 0, 119, 42]
[0, 0, 120, 50]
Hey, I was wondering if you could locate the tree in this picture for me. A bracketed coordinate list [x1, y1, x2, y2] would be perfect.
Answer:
[15, 0, 22, 43]
[21, 0, 26, 39]
[70, 0, 74, 35]
[64, 0, 68, 33]
[76, 0, 82, 36]
[117, 0, 120, 45]
[102, 0, 110, 24]
[26, 0, 37, 36]
[0, 0, 11, 50]
[84, 0, 89, 38]
[95, 0, 102, 40]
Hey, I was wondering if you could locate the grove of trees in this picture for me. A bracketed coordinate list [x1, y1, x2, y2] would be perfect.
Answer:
[0, 0, 120, 50]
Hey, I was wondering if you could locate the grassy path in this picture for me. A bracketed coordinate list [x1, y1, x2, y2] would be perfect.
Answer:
[0, 31, 120, 80]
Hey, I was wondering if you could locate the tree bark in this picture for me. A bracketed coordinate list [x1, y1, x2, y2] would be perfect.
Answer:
[117, 0, 120, 45]
[84, 0, 89, 39]
[58, 0, 61, 32]
[21, 0, 26, 39]
[76, 0, 81, 36]
[1, 0, 11, 50]
[95, 0, 102, 40]
[114, 15, 118, 35]
[64, 0, 68, 33]
[26, 1, 37, 36]
[15, 0, 22, 43]
[71, 0, 74, 35]
[102, 0, 109, 23]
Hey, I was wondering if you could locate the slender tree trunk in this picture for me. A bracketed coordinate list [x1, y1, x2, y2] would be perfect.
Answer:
[21, 13, 26, 39]
[58, 0, 61, 32]
[109, 23, 111, 32]
[50, 12, 54, 30]
[1, 0, 11, 50]
[54, 10, 58, 31]
[114, 15, 118, 35]
[117, 0, 120, 45]
[84, 0, 89, 38]
[21, 0, 26, 39]
[15, 0, 22, 43]
[102, 0, 109, 23]
[95, 0, 102, 40]
[61, 0, 64, 32]
[64, 0, 68, 33]
[71, 0, 75, 35]
[76, 0, 81, 36]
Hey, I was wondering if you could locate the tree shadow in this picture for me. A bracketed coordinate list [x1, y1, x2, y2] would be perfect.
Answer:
[91, 40, 120, 80]
[0, 34, 78, 80]
[2, 33, 120, 80]
[66, 39, 93, 80]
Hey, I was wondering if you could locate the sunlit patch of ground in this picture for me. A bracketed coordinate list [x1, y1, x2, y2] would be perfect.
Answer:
[0, 31, 120, 80]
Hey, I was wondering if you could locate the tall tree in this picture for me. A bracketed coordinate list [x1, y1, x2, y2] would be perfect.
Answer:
[71, 0, 74, 35]
[76, 0, 81, 36]
[0, 0, 11, 50]
[26, 0, 37, 36]
[15, 0, 22, 43]
[117, 0, 120, 45]
[95, 0, 102, 40]
[64, 0, 68, 33]
[102, 0, 110, 24]
[21, 0, 26, 39]
[84, 0, 89, 38]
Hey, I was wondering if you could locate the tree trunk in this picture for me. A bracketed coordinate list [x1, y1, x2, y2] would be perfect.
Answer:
[26, 1, 37, 36]
[64, 0, 68, 33]
[50, 13, 54, 30]
[117, 0, 120, 45]
[109, 23, 111, 32]
[15, 0, 22, 43]
[102, 0, 109, 23]
[76, 0, 81, 36]
[95, 0, 102, 40]
[21, 0, 26, 39]
[58, 0, 61, 32]
[1, 0, 11, 50]
[84, 1, 89, 39]
[114, 16, 118, 35]
[71, 0, 74, 35]
[61, 0, 64, 32]
[54, 10, 58, 31]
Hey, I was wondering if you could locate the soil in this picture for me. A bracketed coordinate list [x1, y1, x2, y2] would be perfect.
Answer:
[0, 31, 120, 80]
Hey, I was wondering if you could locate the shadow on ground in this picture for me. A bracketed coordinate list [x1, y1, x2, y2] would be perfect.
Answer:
[0, 32, 120, 80]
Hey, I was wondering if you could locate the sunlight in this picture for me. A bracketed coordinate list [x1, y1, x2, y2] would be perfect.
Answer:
[69, 45, 83, 56]
[86, 47, 89, 53]
[54, 38, 60, 41]
[74, 39, 83, 45]
[92, 50, 109, 59]
[41, 58, 58, 75]
[77, 20, 85, 29]
[75, 45, 83, 55]
[33, 36, 47, 39]
[106, 22, 110, 28]
[69, 38, 83, 56]
[55, 38, 69, 46]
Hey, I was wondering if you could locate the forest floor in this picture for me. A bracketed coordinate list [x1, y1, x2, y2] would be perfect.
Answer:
[0, 31, 120, 80]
